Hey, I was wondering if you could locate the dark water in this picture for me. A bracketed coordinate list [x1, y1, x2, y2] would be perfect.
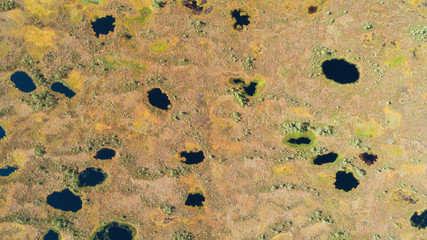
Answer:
[359, 152, 378, 165]
[308, 6, 318, 14]
[232, 9, 250, 30]
[92, 222, 135, 240]
[244, 82, 257, 96]
[10, 71, 37, 92]
[91, 15, 116, 38]
[46, 188, 82, 212]
[0, 165, 18, 176]
[410, 209, 427, 229]
[51, 82, 76, 98]
[231, 78, 245, 85]
[124, 34, 133, 40]
[334, 171, 359, 192]
[185, 193, 205, 207]
[288, 137, 311, 144]
[147, 88, 171, 110]
[43, 229, 60, 240]
[79, 167, 107, 187]
[180, 150, 205, 165]
[313, 152, 338, 165]
[94, 148, 116, 160]
[321, 59, 360, 84]
[0, 125, 6, 140]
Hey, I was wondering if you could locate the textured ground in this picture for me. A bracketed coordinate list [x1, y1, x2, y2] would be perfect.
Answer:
[0, 0, 426, 239]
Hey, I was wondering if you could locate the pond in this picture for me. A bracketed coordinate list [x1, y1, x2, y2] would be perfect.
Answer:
[43, 229, 60, 240]
[94, 148, 116, 160]
[313, 152, 338, 165]
[46, 188, 82, 212]
[180, 150, 205, 165]
[51, 82, 76, 98]
[9, 71, 37, 92]
[91, 15, 116, 38]
[0, 165, 18, 176]
[243, 81, 258, 96]
[359, 152, 378, 165]
[288, 137, 311, 144]
[308, 6, 318, 14]
[334, 171, 359, 192]
[410, 209, 426, 229]
[0, 125, 6, 140]
[321, 59, 360, 84]
[79, 167, 107, 187]
[282, 131, 316, 149]
[147, 88, 171, 110]
[91, 221, 136, 240]
[185, 192, 205, 207]
[232, 9, 250, 30]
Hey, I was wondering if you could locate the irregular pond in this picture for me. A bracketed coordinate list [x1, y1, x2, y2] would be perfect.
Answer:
[282, 131, 316, 149]
[0, 165, 18, 176]
[308, 6, 318, 14]
[410, 209, 426, 229]
[182, 0, 213, 15]
[43, 229, 60, 240]
[92, 221, 136, 240]
[185, 192, 205, 207]
[79, 167, 107, 187]
[180, 150, 205, 165]
[91, 15, 116, 38]
[334, 171, 359, 192]
[51, 82, 76, 98]
[359, 152, 378, 165]
[9, 71, 37, 92]
[0, 125, 6, 140]
[243, 81, 258, 96]
[147, 88, 171, 110]
[313, 152, 338, 165]
[321, 59, 360, 84]
[46, 188, 82, 212]
[94, 148, 116, 160]
[232, 9, 250, 30]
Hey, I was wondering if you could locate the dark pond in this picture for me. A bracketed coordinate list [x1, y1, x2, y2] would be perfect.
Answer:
[334, 171, 359, 192]
[147, 88, 171, 110]
[185, 193, 205, 207]
[0, 125, 6, 140]
[43, 229, 60, 240]
[0, 165, 18, 176]
[10, 71, 37, 92]
[180, 150, 205, 165]
[313, 152, 338, 165]
[46, 188, 82, 212]
[308, 6, 318, 14]
[124, 34, 133, 40]
[410, 209, 426, 229]
[359, 152, 378, 165]
[79, 167, 107, 187]
[91, 15, 116, 38]
[288, 137, 311, 145]
[92, 221, 136, 240]
[182, 0, 213, 15]
[243, 81, 258, 96]
[230, 78, 245, 85]
[321, 59, 360, 84]
[94, 148, 116, 160]
[232, 9, 250, 30]
[51, 82, 76, 98]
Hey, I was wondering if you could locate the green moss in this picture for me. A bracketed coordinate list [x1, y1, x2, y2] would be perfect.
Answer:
[160, 204, 175, 215]
[362, 22, 373, 30]
[173, 231, 194, 240]
[0, 0, 18, 12]
[231, 91, 249, 107]
[152, 0, 166, 8]
[20, 91, 58, 111]
[79, 0, 105, 5]
[280, 121, 310, 134]
[282, 131, 316, 149]
[135, 7, 152, 25]
[85, 134, 121, 152]
[409, 25, 427, 42]
[35, 145, 46, 156]
[242, 56, 255, 70]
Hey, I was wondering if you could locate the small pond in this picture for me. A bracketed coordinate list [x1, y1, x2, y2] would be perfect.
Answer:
[180, 150, 205, 165]
[43, 229, 60, 240]
[91, 15, 116, 38]
[321, 59, 360, 84]
[79, 167, 107, 187]
[0, 165, 18, 176]
[410, 209, 426, 229]
[91, 221, 136, 240]
[334, 171, 359, 192]
[46, 188, 82, 212]
[185, 192, 205, 207]
[147, 88, 171, 110]
[313, 152, 338, 165]
[94, 148, 116, 160]
[0, 125, 5, 140]
[51, 82, 76, 98]
[232, 9, 250, 30]
[359, 152, 378, 165]
[10, 71, 37, 92]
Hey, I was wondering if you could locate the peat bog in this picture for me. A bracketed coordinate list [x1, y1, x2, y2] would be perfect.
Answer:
[359, 152, 378, 165]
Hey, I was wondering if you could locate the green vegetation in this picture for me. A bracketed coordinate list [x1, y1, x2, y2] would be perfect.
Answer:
[20, 91, 58, 111]
[242, 56, 255, 70]
[21, 54, 48, 85]
[160, 204, 175, 215]
[362, 22, 373, 30]
[80, 0, 105, 5]
[50, 65, 71, 81]
[282, 131, 316, 149]
[410, 25, 427, 42]
[35, 145, 46, 156]
[85, 135, 121, 152]
[231, 112, 242, 122]
[135, 7, 152, 25]
[0, 106, 14, 118]
[280, 121, 310, 134]
[231, 90, 249, 107]
[191, 20, 207, 37]
[152, 0, 166, 8]
[0, 0, 18, 12]
[173, 231, 194, 240]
